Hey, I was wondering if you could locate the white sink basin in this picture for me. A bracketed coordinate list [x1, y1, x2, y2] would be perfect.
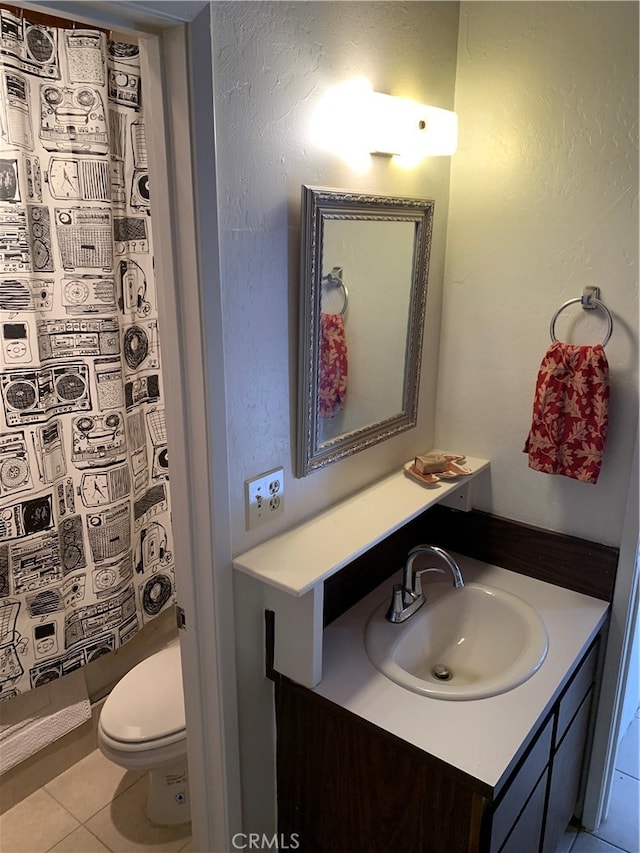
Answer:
[365, 582, 549, 700]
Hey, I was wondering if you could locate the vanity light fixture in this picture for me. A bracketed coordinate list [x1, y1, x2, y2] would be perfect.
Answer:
[313, 78, 458, 170]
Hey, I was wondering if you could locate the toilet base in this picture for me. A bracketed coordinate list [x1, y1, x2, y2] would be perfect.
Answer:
[147, 758, 191, 826]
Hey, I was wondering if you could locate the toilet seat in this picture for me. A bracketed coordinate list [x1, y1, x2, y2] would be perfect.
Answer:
[99, 643, 185, 747]
[98, 724, 185, 754]
[97, 723, 187, 773]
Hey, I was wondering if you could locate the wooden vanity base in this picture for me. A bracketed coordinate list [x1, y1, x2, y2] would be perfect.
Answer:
[275, 634, 601, 853]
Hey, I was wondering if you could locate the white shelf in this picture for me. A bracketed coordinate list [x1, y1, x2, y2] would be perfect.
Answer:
[233, 457, 490, 597]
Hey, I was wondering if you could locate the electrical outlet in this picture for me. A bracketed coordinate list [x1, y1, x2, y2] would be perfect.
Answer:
[245, 467, 284, 529]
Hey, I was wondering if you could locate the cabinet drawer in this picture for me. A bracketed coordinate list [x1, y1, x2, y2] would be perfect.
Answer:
[500, 769, 548, 853]
[542, 689, 593, 853]
[490, 716, 553, 853]
[557, 641, 598, 743]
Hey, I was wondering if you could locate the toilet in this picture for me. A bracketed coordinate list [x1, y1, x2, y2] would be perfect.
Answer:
[97, 643, 190, 825]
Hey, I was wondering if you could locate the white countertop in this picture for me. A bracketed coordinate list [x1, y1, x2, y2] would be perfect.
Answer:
[233, 457, 489, 596]
[314, 553, 609, 794]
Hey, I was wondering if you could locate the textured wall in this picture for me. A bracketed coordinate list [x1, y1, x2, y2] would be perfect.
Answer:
[211, 0, 460, 833]
[212, 1, 459, 551]
[439, 1, 638, 544]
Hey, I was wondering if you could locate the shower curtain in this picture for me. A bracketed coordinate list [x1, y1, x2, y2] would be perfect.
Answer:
[0, 7, 175, 699]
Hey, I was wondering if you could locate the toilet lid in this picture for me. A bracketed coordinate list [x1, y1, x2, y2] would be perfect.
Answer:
[100, 644, 185, 743]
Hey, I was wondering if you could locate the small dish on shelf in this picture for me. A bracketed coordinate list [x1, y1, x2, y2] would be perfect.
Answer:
[403, 456, 472, 487]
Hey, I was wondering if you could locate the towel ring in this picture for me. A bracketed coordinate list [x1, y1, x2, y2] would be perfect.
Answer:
[321, 267, 349, 316]
[549, 297, 613, 347]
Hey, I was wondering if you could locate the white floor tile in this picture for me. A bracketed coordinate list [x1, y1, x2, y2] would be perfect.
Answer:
[44, 749, 142, 823]
[593, 771, 640, 852]
[616, 716, 640, 780]
[0, 788, 79, 853]
[85, 776, 191, 852]
[571, 831, 630, 852]
[0, 711, 99, 816]
[47, 825, 110, 852]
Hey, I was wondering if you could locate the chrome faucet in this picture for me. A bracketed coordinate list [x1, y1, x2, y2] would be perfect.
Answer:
[385, 545, 464, 623]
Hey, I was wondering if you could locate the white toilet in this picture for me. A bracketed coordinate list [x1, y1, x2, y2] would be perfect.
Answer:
[97, 643, 190, 825]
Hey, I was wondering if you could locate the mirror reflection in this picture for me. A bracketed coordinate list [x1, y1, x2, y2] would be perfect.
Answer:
[297, 187, 434, 476]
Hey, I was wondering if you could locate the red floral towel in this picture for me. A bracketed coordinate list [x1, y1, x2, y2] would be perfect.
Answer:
[318, 313, 348, 418]
[523, 342, 609, 485]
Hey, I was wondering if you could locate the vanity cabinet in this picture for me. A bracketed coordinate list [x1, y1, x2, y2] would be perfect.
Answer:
[275, 635, 601, 853]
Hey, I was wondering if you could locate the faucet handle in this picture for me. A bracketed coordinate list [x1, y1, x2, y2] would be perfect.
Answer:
[413, 566, 445, 596]
[385, 583, 407, 622]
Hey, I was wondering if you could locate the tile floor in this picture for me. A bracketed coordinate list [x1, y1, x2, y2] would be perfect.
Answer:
[559, 707, 640, 853]
[0, 711, 637, 852]
[0, 748, 192, 852]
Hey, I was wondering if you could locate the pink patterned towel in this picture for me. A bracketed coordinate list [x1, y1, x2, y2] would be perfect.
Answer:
[523, 342, 609, 485]
[318, 313, 348, 419]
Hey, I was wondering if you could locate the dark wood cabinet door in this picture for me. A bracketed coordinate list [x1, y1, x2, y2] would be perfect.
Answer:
[276, 679, 489, 853]
[542, 692, 592, 853]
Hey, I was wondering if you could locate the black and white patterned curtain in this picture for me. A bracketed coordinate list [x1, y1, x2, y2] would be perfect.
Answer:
[0, 7, 175, 698]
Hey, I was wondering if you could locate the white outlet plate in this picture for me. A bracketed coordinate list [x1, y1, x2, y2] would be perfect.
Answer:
[245, 467, 284, 529]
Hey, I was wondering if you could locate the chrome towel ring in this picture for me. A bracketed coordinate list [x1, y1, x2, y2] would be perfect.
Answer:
[321, 266, 349, 316]
[549, 292, 613, 348]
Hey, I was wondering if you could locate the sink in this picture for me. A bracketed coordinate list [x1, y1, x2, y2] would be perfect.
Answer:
[365, 582, 549, 700]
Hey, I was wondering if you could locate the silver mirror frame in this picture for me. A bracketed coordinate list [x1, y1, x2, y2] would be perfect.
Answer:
[297, 185, 435, 476]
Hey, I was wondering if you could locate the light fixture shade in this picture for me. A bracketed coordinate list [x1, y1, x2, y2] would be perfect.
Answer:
[313, 79, 458, 169]
[367, 92, 458, 161]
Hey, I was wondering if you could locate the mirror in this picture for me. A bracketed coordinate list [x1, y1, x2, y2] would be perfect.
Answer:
[297, 186, 435, 476]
